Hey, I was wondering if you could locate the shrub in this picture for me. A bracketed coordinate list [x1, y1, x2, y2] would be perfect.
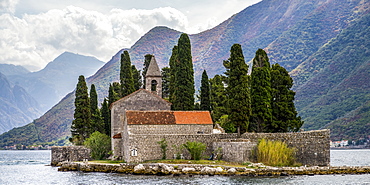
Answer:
[255, 138, 295, 166]
[183, 141, 207, 160]
[157, 138, 168, 160]
[83, 131, 111, 160]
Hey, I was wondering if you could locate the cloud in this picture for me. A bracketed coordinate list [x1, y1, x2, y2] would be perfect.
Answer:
[0, 0, 19, 14]
[0, 6, 188, 71]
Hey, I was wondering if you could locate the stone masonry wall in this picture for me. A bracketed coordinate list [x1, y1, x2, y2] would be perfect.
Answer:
[128, 124, 213, 135]
[240, 129, 330, 166]
[51, 146, 90, 166]
[125, 133, 239, 163]
[213, 139, 256, 163]
[126, 130, 330, 166]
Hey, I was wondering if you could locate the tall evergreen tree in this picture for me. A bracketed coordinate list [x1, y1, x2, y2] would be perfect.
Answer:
[132, 65, 142, 90]
[200, 70, 211, 111]
[223, 44, 251, 133]
[172, 33, 195, 110]
[169, 45, 178, 105]
[142, 54, 153, 89]
[90, 84, 103, 133]
[161, 67, 171, 99]
[209, 75, 227, 123]
[271, 63, 303, 132]
[71, 75, 91, 145]
[101, 98, 110, 136]
[120, 51, 135, 97]
[249, 49, 273, 133]
[108, 82, 121, 106]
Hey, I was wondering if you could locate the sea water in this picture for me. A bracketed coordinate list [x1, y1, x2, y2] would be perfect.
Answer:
[0, 149, 369, 184]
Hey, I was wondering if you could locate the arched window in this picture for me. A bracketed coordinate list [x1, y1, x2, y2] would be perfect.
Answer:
[151, 80, 157, 92]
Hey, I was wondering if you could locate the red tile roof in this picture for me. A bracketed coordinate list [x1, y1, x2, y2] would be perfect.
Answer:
[126, 111, 213, 125]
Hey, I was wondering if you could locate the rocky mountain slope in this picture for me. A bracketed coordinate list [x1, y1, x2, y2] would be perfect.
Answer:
[0, 72, 41, 134]
[8, 52, 104, 112]
[0, 0, 369, 146]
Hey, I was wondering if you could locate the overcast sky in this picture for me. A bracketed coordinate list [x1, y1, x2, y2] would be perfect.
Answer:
[0, 0, 262, 71]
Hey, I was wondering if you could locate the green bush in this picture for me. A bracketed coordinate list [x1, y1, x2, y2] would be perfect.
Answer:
[255, 138, 295, 166]
[84, 131, 111, 160]
[183, 141, 206, 160]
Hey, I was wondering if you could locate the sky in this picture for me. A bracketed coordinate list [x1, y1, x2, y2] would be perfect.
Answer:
[0, 0, 262, 71]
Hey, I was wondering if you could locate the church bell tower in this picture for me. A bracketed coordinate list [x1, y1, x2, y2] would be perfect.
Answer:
[145, 56, 162, 97]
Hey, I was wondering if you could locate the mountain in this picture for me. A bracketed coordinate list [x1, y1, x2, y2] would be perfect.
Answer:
[1, 0, 369, 147]
[8, 52, 105, 112]
[0, 64, 30, 76]
[0, 72, 42, 134]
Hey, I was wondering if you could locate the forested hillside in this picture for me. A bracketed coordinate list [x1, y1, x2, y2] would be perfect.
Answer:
[0, 0, 369, 147]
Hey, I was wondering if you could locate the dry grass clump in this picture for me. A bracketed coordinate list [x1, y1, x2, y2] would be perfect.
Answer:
[256, 138, 296, 167]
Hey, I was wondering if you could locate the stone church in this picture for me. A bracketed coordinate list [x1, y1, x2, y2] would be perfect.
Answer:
[109, 55, 330, 166]
[110, 56, 215, 162]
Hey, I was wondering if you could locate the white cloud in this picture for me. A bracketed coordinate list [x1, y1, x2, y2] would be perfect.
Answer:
[0, 0, 18, 14]
[0, 6, 188, 71]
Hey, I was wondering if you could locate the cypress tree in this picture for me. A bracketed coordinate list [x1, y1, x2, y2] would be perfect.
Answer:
[108, 82, 121, 106]
[90, 84, 103, 133]
[223, 44, 251, 133]
[71, 75, 91, 145]
[200, 70, 211, 111]
[120, 51, 135, 97]
[209, 75, 227, 123]
[101, 98, 110, 136]
[142, 54, 153, 89]
[271, 63, 303, 132]
[132, 65, 142, 90]
[249, 49, 273, 133]
[172, 33, 195, 110]
[90, 84, 98, 116]
[161, 67, 171, 99]
[169, 45, 178, 106]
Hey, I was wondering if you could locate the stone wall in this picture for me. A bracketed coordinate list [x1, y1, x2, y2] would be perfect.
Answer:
[128, 124, 213, 135]
[51, 146, 90, 166]
[125, 129, 330, 166]
[125, 133, 239, 163]
[213, 139, 256, 163]
[240, 129, 330, 166]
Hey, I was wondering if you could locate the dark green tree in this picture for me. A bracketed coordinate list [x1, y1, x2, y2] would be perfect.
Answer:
[108, 82, 121, 106]
[172, 33, 195, 110]
[249, 49, 273, 133]
[120, 51, 135, 97]
[71, 75, 91, 145]
[209, 75, 227, 123]
[100, 98, 110, 136]
[223, 44, 251, 133]
[161, 67, 171, 99]
[142, 54, 153, 89]
[271, 63, 303, 132]
[132, 65, 142, 90]
[169, 45, 178, 105]
[90, 84, 103, 133]
[200, 70, 211, 111]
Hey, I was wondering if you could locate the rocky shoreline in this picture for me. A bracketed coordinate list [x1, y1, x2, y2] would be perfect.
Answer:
[56, 162, 370, 176]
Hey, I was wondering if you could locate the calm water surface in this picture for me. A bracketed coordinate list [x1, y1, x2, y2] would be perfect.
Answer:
[0, 149, 369, 184]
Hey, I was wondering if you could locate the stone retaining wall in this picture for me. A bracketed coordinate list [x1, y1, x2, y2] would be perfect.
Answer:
[241, 129, 330, 166]
[51, 146, 90, 166]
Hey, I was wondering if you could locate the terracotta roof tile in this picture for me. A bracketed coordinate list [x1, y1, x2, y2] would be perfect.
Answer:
[173, 111, 213, 124]
[126, 111, 213, 125]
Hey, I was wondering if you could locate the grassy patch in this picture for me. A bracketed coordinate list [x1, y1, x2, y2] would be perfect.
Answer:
[143, 159, 248, 167]
[89, 160, 125, 164]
